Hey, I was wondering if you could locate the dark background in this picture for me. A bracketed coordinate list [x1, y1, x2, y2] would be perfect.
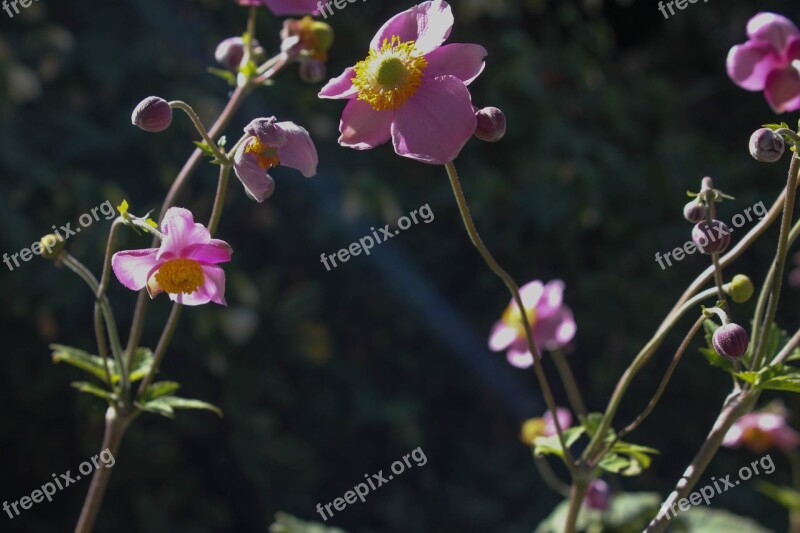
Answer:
[2, 0, 800, 531]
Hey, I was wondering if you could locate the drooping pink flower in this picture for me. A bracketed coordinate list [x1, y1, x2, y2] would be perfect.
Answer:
[584, 479, 611, 511]
[723, 404, 800, 453]
[727, 12, 800, 113]
[234, 0, 318, 17]
[233, 117, 318, 202]
[318, 0, 487, 165]
[488, 280, 577, 369]
[520, 407, 572, 445]
[111, 208, 232, 306]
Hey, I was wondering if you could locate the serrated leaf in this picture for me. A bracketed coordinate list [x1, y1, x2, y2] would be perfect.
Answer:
[51, 344, 111, 384]
[533, 426, 585, 459]
[757, 373, 800, 393]
[71, 381, 116, 402]
[734, 371, 760, 385]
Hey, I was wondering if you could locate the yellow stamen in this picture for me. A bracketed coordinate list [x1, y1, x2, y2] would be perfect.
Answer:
[153, 258, 205, 295]
[502, 301, 537, 338]
[352, 36, 428, 112]
[244, 138, 281, 170]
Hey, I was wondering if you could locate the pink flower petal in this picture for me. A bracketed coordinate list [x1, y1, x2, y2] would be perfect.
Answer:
[170, 264, 227, 306]
[319, 67, 359, 100]
[764, 66, 800, 113]
[538, 280, 565, 318]
[726, 41, 782, 91]
[370, 0, 453, 55]
[519, 280, 545, 310]
[275, 121, 318, 177]
[507, 349, 534, 369]
[245, 117, 288, 148]
[111, 248, 161, 291]
[722, 423, 744, 448]
[233, 144, 276, 203]
[489, 322, 518, 351]
[391, 75, 476, 164]
[158, 207, 211, 260]
[424, 43, 487, 85]
[747, 12, 800, 53]
[339, 98, 394, 150]
[184, 240, 233, 265]
[543, 407, 573, 436]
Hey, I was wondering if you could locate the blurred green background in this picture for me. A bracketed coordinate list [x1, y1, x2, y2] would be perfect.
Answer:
[2, 0, 800, 531]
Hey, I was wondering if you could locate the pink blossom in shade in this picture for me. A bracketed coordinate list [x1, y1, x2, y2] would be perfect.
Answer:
[234, 0, 319, 16]
[318, 0, 487, 165]
[488, 280, 577, 369]
[111, 208, 232, 306]
[722, 407, 800, 453]
[727, 12, 800, 113]
[584, 479, 611, 511]
[233, 117, 318, 202]
[542, 407, 573, 437]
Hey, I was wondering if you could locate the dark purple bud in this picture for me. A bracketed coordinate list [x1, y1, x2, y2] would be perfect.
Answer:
[474, 107, 506, 142]
[584, 479, 611, 511]
[131, 96, 172, 133]
[215, 37, 246, 70]
[683, 200, 706, 223]
[712, 323, 749, 360]
[299, 59, 326, 84]
[749, 128, 785, 163]
[692, 220, 731, 255]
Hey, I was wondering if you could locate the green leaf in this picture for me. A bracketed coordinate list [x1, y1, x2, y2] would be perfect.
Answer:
[207, 67, 237, 86]
[51, 344, 111, 384]
[757, 481, 800, 510]
[135, 398, 175, 418]
[679, 506, 771, 532]
[757, 372, 800, 393]
[140, 381, 180, 402]
[137, 395, 223, 419]
[533, 427, 585, 459]
[581, 412, 604, 438]
[269, 512, 348, 533]
[535, 492, 662, 533]
[71, 381, 116, 402]
[599, 441, 659, 476]
[128, 347, 154, 383]
[734, 371, 760, 385]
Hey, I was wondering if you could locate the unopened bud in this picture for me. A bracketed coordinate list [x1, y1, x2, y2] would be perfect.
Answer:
[215, 37, 246, 70]
[40, 234, 65, 260]
[749, 128, 785, 163]
[474, 107, 506, 142]
[692, 219, 731, 255]
[712, 323, 749, 360]
[310, 21, 334, 55]
[727, 274, 754, 304]
[131, 96, 172, 133]
[299, 59, 326, 84]
[683, 200, 706, 223]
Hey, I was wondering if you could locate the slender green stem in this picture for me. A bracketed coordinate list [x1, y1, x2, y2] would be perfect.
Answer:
[616, 315, 706, 442]
[93, 220, 123, 391]
[583, 285, 721, 462]
[169, 101, 229, 163]
[702, 177, 728, 304]
[93, 306, 114, 388]
[136, 304, 183, 399]
[444, 161, 575, 470]
[770, 327, 800, 366]
[551, 348, 587, 418]
[208, 164, 232, 235]
[753, 154, 800, 370]
[565, 478, 590, 533]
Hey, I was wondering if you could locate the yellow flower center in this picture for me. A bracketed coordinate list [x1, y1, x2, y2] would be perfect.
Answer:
[245, 137, 281, 170]
[154, 258, 205, 295]
[742, 427, 774, 452]
[502, 301, 537, 338]
[520, 417, 547, 445]
[352, 36, 428, 112]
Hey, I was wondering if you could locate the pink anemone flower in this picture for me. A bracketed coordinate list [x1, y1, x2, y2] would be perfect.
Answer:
[723, 404, 800, 453]
[519, 407, 573, 445]
[234, 0, 319, 17]
[318, 0, 487, 165]
[488, 280, 577, 369]
[233, 117, 318, 202]
[727, 12, 800, 113]
[111, 207, 232, 306]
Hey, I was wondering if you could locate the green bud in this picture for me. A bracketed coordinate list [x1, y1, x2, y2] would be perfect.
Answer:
[40, 234, 65, 260]
[311, 21, 334, 54]
[727, 274, 754, 303]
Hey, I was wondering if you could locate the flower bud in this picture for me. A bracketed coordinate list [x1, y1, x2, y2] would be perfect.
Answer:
[712, 323, 749, 360]
[39, 233, 65, 260]
[474, 107, 506, 142]
[749, 128, 785, 163]
[299, 59, 326, 84]
[310, 20, 334, 56]
[683, 200, 706, 223]
[584, 479, 611, 511]
[131, 96, 172, 133]
[692, 219, 731, 255]
[215, 37, 246, 70]
[727, 274, 754, 304]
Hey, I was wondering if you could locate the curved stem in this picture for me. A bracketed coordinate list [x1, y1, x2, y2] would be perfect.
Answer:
[644, 389, 758, 532]
[169, 101, 229, 163]
[551, 348, 587, 419]
[74, 408, 132, 533]
[617, 315, 706, 441]
[444, 161, 575, 471]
